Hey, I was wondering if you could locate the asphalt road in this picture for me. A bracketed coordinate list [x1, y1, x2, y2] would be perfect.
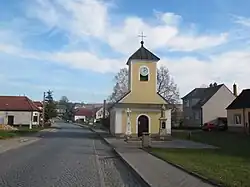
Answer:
[0, 123, 143, 187]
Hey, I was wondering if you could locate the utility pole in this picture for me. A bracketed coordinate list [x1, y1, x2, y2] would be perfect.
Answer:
[42, 92, 46, 128]
[103, 100, 106, 119]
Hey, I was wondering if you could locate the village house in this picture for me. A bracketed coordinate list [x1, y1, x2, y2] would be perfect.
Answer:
[182, 83, 236, 127]
[33, 101, 43, 123]
[95, 106, 110, 121]
[226, 85, 250, 133]
[0, 96, 41, 127]
[33, 101, 43, 111]
[74, 108, 93, 123]
[56, 104, 67, 117]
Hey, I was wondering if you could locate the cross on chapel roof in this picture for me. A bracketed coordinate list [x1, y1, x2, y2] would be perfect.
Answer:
[126, 33, 160, 65]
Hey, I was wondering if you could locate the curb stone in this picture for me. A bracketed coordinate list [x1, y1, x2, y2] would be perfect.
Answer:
[76, 124, 151, 187]
[111, 147, 151, 187]
[97, 132, 151, 187]
[146, 150, 225, 187]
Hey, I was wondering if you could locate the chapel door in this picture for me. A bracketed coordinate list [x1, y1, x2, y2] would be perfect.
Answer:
[138, 115, 149, 137]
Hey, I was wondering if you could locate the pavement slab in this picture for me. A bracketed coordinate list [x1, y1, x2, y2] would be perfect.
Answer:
[90, 126, 217, 187]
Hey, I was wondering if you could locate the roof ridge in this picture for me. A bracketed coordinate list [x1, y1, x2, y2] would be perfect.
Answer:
[0, 95, 26, 97]
[25, 97, 39, 111]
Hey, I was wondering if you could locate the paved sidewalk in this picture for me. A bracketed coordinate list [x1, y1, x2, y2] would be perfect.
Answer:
[90, 127, 216, 187]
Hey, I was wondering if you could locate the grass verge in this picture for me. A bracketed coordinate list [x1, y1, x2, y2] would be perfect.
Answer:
[151, 131, 250, 187]
[0, 127, 43, 139]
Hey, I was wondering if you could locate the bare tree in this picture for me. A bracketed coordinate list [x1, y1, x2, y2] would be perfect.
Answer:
[157, 66, 180, 104]
[108, 66, 180, 104]
[108, 68, 129, 103]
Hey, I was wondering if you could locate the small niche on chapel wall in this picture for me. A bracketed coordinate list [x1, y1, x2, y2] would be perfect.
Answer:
[139, 65, 149, 81]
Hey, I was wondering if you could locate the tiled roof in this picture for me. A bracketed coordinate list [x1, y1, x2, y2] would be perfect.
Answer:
[0, 96, 40, 111]
[33, 101, 43, 108]
[126, 41, 160, 65]
[182, 88, 207, 99]
[108, 91, 170, 110]
[74, 108, 93, 117]
[182, 84, 224, 109]
[108, 91, 131, 110]
[192, 84, 223, 109]
[227, 89, 250, 109]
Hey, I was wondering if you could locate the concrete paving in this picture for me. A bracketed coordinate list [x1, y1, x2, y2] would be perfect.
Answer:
[90, 127, 216, 187]
[0, 123, 143, 187]
[91, 128, 217, 149]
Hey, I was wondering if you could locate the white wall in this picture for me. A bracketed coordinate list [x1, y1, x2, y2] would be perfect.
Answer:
[74, 115, 86, 121]
[0, 111, 40, 126]
[95, 107, 109, 119]
[202, 85, 236, 124]
[115, 109, 122, 134]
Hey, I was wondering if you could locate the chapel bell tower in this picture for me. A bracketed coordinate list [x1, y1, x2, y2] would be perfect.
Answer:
[126, 40, 160, 95]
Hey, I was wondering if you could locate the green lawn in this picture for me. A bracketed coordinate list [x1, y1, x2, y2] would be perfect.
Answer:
[0, 127, 43, 139]
[151, 131, 250, 187]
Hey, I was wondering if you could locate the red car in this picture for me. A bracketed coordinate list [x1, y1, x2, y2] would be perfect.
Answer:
[202, 123, 216, 131]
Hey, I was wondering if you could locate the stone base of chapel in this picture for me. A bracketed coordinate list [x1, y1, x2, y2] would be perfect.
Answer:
[112, 133, 172, 141]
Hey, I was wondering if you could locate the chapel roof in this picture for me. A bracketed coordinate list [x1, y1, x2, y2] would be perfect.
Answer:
[126, 41, 160, 65]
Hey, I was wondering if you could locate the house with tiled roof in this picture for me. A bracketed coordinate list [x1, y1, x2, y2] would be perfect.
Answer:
[33, 101, 43, 110]
[226, 86, 250, 133]
[0, 96, 41, 126]
[74, 108, 93, 122]
[182, 83, 236, 127]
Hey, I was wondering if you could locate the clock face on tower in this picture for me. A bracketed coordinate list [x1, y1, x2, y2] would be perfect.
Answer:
[139, 66, 149, 76]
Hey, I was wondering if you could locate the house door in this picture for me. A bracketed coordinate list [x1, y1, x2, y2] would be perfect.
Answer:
[7, 115, 14, 126]
[138, 115, 149, 137]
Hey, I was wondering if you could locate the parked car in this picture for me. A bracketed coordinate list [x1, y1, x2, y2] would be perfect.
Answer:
[202, 123, 216, 131]
[202, 121, 228, 131]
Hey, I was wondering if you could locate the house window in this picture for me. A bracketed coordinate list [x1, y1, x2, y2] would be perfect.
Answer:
[185, 116, 190, 120]
[234, 114, 241, 125]
[184, 100, 190, 107]
[33, 116, 38, 122]
[194, 111, 199, 120]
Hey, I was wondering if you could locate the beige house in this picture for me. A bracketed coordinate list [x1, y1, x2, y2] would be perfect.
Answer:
[109, 40, 172, 137]
[182, 83, 236, 127]
[227, 86, 250, 133]
[0, 96, 41, 126]
[95, 107, 109, 120]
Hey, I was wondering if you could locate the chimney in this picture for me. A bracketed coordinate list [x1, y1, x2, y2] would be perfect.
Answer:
[233, 83, 237, 97]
